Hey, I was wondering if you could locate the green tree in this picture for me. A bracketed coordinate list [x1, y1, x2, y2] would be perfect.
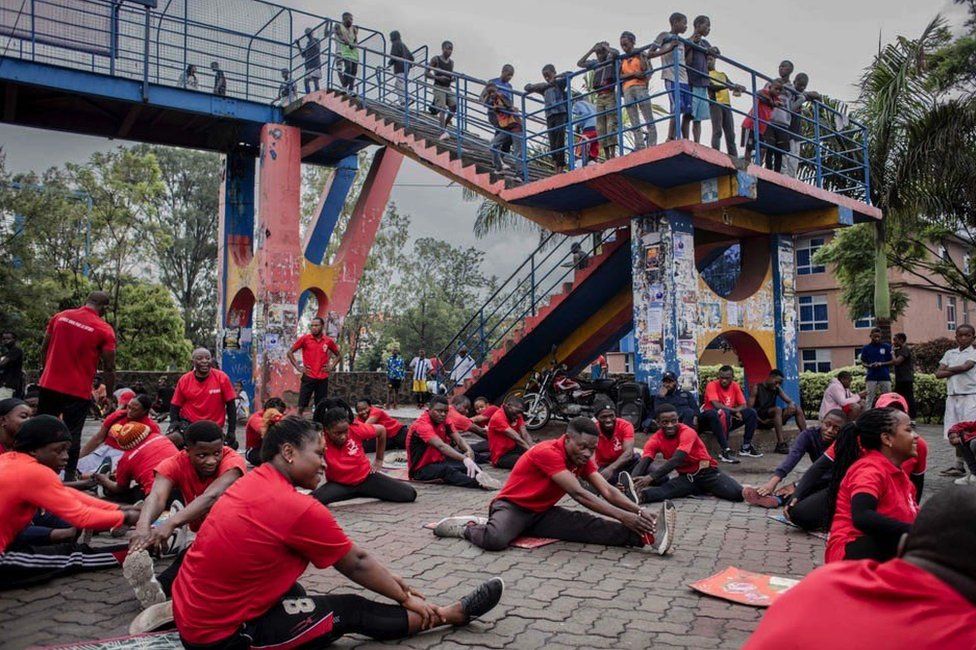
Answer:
[113, 279, 193, 370]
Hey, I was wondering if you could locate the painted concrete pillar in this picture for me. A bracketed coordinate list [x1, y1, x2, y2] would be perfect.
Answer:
[253, 124, 303, 405]
[216, 147, 256, 399]
[771, 235, 800, 403]
[630, 210, 699, 395]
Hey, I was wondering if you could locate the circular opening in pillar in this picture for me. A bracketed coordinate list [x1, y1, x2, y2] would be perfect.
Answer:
[699, 331, 773, 390]
[695, 233, 771, 301]
[299, 288, 329, 323]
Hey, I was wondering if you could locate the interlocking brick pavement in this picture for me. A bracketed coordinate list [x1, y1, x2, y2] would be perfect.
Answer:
[0, 422, 958, 649]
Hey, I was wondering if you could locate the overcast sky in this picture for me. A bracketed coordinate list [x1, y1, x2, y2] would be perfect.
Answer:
[0, 0, 964, 279]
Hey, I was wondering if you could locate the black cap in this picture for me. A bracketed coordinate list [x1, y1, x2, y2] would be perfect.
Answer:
[662, 371, 678, 382]
[13, 415, 71, 452]
[0, 397, 26, 417]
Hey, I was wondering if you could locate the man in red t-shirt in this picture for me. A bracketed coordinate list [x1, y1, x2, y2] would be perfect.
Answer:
[434, 417, 677, 555]
[288, 317, 340, 415]
[406, 395, 500, 490]
[699, 365, 760, 463]
[621, 403, 746, 504]
[593, 400, 638, 485]
[745, 486, 976, 650]
[124, 421, 245, 609]
[169, 348, 238, 448]
[37, 291, 117, 480]
[487, 397, 535, 469]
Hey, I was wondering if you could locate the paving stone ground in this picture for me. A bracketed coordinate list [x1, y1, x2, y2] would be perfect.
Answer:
[0, 420, 958, 649]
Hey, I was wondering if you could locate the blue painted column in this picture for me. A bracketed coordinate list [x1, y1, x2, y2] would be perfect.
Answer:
[216, 148, 256, 400]
[631, 210, 699, 395]
[770, 235, 800, 403]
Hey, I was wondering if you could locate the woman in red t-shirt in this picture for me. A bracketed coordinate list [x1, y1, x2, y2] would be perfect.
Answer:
[79, 394, 162, 459]
[825, 407, 919, 563]
[244, 397, 287, 466]
[156, 415, 504, 646]
[355, 398, 408, 451]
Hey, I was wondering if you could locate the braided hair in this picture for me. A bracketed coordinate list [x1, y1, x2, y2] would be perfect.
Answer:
[314, 397, 355, 424]
[259, 414, 321, 463]
[826, 407, 898, 521]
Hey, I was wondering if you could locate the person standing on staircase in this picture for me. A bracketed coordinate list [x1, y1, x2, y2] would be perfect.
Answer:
[388, 30, 415, 106]
[428, 41, 457, 140]
[297, 27, 322, 93]
[524, 64, 570, 173]
[333, 12, 359, 95]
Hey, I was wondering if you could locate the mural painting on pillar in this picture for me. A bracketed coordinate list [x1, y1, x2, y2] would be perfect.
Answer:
[772, 236, 800, 402]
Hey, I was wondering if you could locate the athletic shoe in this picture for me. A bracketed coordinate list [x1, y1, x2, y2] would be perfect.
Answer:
[123, 550, 167, 609]
[128, 600, 173, 635]
[460, 577, 505, 622]
[475, 471, 502, 490]
[941, 466, 967, 477]
[643, 500, 676, 556]
[619, 471, 640, 505]
[438, 131, 451, 141]
[160, 524, 188, 558]
[954, 474, 976, 486]
[718, 449, 741, 464]
[743, 486, 780, 509]
[432, 516, 487, 538]
[774, 442, 790, 454]
[96, 456, 113, 475]
[738, 446, 764, 458]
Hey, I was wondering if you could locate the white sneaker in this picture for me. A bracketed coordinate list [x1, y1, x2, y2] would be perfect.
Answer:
[643, 500, 677, 556]
[954, 474, 976, 485]
[438, 131, 451, 141]
[128, 600, 173, 635]
[475, 471, 502, 490]
[432, 516, 487, 538]
[123, 550, 167, 609]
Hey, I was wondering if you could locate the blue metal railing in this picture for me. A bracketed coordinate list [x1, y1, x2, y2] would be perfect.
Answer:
[433, 228, 624, 394]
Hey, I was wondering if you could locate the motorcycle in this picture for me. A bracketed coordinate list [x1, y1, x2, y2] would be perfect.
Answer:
[522, 361, 638, 431]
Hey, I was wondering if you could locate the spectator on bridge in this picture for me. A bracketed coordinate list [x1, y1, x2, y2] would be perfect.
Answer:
[524, 64, 570, 173]
[38, 291, 116, 481]
[618, 31, 656, 151]
[860, 327, 894, 407]
[484, 64, 515, 129]
[649, 12, 690, 141]
[782, 72, 820, 177]
[334, 12, 359, 95]
[428, 41, 457, 140]
[699, 365, 760, 462]
[707, 53, 744, 156]
[577, 41, 620, 159]
[178, 64, 198, 90]
[355, 398, 408, 451]
[747, 486, 976, 650]
[124, 420, 245, 612]
[622, 402, 748, 504]
[211, 61, 226, 96]
[288, 317, 341, 416]
[592, 400, 638, 486]
[648, 371, 698, 428]
[571, 93, 599, 165]
[484, 79, 525, 177]
[409, 349, 433, 408]
[244, 396, 287, 466]
[741, 80, 782, 163]
[0, 330, 24, 399]
[312, 406, 417, 505]
[763, 61, 801, 173]
[684, 16, 717, 144]
[936, 323, 976, 479]
[297, 26, 322, 93]
[749, 369, 807, 455]
[385, 345, 406, 409]
[278, 68, 298, 104]
[892, 332, 916, 418]
[168, 348, 238, 448]
[388, 30, 414, 106]
[435, 416, 674, 555]
[406, 395, 501, 489]
[487, 397, 534, 470]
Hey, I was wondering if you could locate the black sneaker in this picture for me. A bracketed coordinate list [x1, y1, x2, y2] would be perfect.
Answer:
[774, 442, 790, 454]
[460, 577, 504, 622]
[619, 471, 640, 505]
[718, 449, 741, 464]
[739, 446, 764, 458]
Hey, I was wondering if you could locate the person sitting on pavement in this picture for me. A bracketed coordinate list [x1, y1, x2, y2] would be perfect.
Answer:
[745, 485, 976, 650]
[124, 420, 246, 611]
[819, 370, 865, 422]
[406, 395, 501, 490]
[744, 409, 847, 512]
[592, 399, 638, 486]
[824, 407, 919, 564]
[0, 415, 139, 590]
[92, 422, 179, 504]
[948, 420, 976, 486]
[244, 396, 287, 466]
[311, 406, 417, 506]
[648, 371, 699, 429]
[149, 414, 505, 643]
[79, 394, 165, 472]
[748, 369, 808, 454]
[355, 397, 408, 451]
[0, 397, 31, 453]
[168, 348, 238, 449]
[434, 416, 676, 555]
[620, 402, 748, 505]
[447, 395, 490, 458]
[487, 396, 534, 469]
[699, 365, 761, 462]
[471, 396, 500, 425]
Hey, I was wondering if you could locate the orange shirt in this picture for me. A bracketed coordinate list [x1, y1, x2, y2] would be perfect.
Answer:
[620, 54, 648, 89]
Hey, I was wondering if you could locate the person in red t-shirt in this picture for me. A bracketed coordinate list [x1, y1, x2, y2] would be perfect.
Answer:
[621, 403, 746, 504]
[92, 422, 179, 502]
[472, 396, 500, 426]
[79, 394, 163, 461]
[244, 397, 287, 466]
[746, 486, 976, 650]
[169, 348, 238, 449]
[593, 400, 638, 485]
[448, 395, 490, 459]
[288, 317, 341, 415]
[487, 397, 535, 469]
[311, 406, 416, 505]
[149, 414, 505, 644]
[37, 292, 117, 480]
[124, 421, 245, 610]
[699, 365, 760, 463]
[406, 396, 500, 490]
[0, 415, 139, 590]
[355, 398, 408, 450]
[434, 417, 677, 556]
[824, 407, 919, 563]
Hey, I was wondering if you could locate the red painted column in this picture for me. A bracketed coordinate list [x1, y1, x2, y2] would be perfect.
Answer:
[253, 124, 303, 405]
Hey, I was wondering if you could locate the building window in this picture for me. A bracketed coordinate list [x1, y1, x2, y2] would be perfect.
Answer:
[854, 313, 875, 329]
[948, 296, 957, 331]
[798, 295, 829, 331]
[796, 237, 826, 275]
[801, 349, 832, 373]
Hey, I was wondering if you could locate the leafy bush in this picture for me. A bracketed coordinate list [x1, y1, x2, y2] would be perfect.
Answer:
[912, 337, 956, 373]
